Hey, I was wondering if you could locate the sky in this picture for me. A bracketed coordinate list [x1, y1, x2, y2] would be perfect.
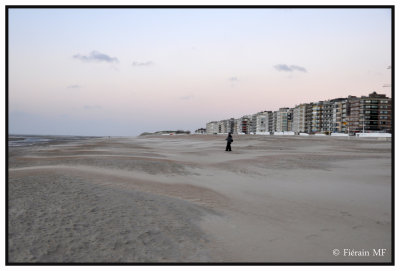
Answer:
[8, 7, 392, 136]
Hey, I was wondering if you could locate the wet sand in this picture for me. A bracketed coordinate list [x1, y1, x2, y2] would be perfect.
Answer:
[8, 134, 392, 263]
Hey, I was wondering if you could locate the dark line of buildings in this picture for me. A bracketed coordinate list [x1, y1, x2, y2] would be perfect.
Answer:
[201, 92, 392, 135]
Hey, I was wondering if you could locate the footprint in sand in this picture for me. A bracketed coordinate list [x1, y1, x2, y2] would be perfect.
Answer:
[305, 234, 319, 240]
[352, 225, 363, 230]
[340, 211, 352, 217]
[320, 228, 335, 232]
[268, 237, 282, 242]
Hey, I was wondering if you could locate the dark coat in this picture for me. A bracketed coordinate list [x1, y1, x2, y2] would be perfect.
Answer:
[226, 135, 233, 143]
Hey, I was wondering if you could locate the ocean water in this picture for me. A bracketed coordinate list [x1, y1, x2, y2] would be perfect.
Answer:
[8, 135, 97, 147]
[8, 135, 51, 147]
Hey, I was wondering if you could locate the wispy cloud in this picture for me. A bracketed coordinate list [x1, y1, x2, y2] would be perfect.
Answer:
[180, 94, 195, 100]
[132, 61, 154, 67]
[67, 84, 81, 89]
[83, 105, 102, 110]
[73, 51, 118, 63]
[274, 64, 307, 73]
[229, 76, 239, 82]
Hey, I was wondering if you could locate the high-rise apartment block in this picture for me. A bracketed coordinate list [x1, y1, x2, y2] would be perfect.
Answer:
[256, 111, 273, 133]
[359, 92, 392, 133]
[292, 104, 308, 133]
[332, 98, 349, 133]
[275, 108, 290, 132]
[206, 121, 218, 134]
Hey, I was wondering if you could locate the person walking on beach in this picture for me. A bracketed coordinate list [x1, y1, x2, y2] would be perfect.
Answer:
[225, 132, 233, 151]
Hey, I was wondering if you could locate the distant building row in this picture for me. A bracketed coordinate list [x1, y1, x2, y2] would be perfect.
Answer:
[205, 92, 392, 135]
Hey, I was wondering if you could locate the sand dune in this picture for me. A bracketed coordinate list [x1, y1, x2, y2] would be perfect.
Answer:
[8, 135, 392, 263]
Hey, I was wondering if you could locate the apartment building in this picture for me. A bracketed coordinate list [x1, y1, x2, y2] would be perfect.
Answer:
[267, 112, 274, 132]
[233, 119, 239, 134]
[249, 114, 258, 134]
[254, 111, 270, 133]
[347, 96, 361, 134]
[255, 111, 274, 133]
[275, 108, 290, 132]
[227, 118, 235, 134]
[237, 115, 251, 134]
[379, 100, 392, 133]
[272, 111, 278, 132]
[292, 104, 308, 133]
[219, 120, 226, 134]
[360, 92, 392, 133]
[287, 108, 294, 132]
[195, 128, 206, 134]
[206, 121, 218, 134]
[305, 103, 313, 133]
[321, 100, 334, 133]
[311, 101, 323, 133]
[332, 98, 349, 133]
[256, 112, 267, 133]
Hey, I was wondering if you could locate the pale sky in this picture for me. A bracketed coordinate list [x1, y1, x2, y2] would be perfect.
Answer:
[8, 8, 392, 136]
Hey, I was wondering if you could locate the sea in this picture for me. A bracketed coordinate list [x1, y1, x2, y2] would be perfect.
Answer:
[8, 135, 98, 147]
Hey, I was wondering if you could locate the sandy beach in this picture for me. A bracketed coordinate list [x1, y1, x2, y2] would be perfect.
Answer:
[8, 134, 392, 263]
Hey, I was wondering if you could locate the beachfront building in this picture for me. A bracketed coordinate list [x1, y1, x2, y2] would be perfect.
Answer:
[227, 118, 235, 134]
[256, 111, 274, 133]
[347, 96, 361, 134]
[360, 92, 392, 133]
[275, 108, 290, 132]
[217, 120, 225, 134]
[287, 108, 294, 132]
[236, 115, 251, 134]
[205, 118, 234, 134]
[267, 112, 274, 132]
[220, 118, 235, 134]
[292, 104, 308, 133]
[249, 114, 258, 134]
[311, 102, 323, 133]
[233, 119, 239, 134]
[378, 98, 392, 133]
[272, 111, 278, 132]
[305, 103, 313, 133]
[321, 100, 335, 133]
[195, 128, 206, 134]
[256, 112, 267, 133]
[255, 111, 268, 133]
[332, 98, 349, 133]
[206, 121, 219, 134]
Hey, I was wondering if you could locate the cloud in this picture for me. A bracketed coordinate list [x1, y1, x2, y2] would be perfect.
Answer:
[83, 105, 102, 110]
[67, 84, 81, 89]
[229, 76, 238, 82]
[290, 65, 307, 72]
[274, 64, 307, 73]
[180, 94, 195, 100]
[73, 51, 118, 63]
[132, 61, 154, 67]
